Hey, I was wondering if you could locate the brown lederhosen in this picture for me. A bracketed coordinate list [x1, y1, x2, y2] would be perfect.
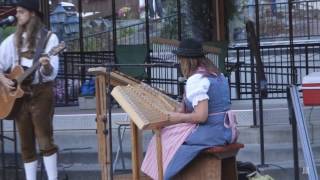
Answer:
[16, 82, 58, 163]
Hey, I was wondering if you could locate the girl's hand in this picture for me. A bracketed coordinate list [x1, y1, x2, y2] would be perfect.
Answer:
[0, 74, 14, 90]
[39, 55, 53, 75]
[39, 56, 50, 66]
[169, 99, 209, 124]
[175, 101, 186, 113]
[168, 112, 183, 123]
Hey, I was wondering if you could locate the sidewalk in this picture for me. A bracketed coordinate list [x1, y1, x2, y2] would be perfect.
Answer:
[1, 98, 320, 179]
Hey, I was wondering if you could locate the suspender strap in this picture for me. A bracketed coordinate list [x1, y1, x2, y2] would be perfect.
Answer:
[32, 28, 52, 83]
[33, 28, 50, 65]
[18, 29, 49, 66]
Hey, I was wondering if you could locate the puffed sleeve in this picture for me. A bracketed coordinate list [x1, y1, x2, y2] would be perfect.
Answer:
[185, 74, 210, 107]
[0, 34, 16, 73]
[39, 33, 59, 81]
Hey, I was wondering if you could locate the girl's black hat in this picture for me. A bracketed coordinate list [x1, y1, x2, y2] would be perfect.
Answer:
[172, 38, 207, 57]
[15, 0, 43, 17]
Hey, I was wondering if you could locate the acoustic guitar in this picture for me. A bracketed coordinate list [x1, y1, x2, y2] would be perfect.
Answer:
[0, 42, 65, 120]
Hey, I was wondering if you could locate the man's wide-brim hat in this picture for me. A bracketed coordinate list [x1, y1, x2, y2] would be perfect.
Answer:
[15, 0, 42, 17]
[172, 38, 207, 57]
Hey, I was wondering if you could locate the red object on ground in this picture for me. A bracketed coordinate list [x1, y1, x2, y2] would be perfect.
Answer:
[302, 72, 320, 106]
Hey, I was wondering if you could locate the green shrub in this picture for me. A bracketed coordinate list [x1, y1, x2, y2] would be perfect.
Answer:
[1, 26, 16, 40]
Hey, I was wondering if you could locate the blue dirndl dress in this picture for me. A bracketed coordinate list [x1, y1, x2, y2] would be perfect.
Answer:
[164, 73, 232, 180]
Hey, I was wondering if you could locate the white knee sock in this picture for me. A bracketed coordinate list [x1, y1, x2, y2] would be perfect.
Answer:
[43, 153, 58, 180]
[24, 160, 37, 180]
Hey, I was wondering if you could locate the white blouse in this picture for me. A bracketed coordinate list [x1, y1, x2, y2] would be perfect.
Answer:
[185, 73, 210, 108]
[0, 33, 59, 84]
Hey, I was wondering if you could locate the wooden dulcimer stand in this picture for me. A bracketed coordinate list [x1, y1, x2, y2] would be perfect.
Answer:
[111, 83, 179, 180]
[88, 67, 147, 180]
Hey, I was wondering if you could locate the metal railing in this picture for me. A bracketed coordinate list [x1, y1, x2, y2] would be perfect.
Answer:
[149, 42, 180, 98]
[55, 51, 115, 106]
[234, 0, 320, 41]
[57, 40, 320, 104]
[65, 14, 179, 51]
[226, 42, 320, 100]
[56, 42, 320, 104]
[0, 0, 16, 5]
[58, 7, 320, 105]
[55, 14, 180, 105]
[55, 41, 222, 105]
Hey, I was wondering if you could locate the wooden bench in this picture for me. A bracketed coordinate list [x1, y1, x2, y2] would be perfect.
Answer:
[174, 143, 244, 180]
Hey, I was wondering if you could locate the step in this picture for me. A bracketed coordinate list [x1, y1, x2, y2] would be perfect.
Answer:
[0, 165, 316, 180]
[1, 153, 320, 180]
[0, 129, 154, 155]
[2, 100, 319, 131]
[238, 122, 320, 144]
[237, 143, 320, 164]
[234, 106, 320, 126]
[4, 137, 320, 172]
[3, 108, 319, 131]
[4, 123, 320, 154]
[3, 122, 320, 159]
[0, 166, 102, 180]
[257, 161, 320, 180]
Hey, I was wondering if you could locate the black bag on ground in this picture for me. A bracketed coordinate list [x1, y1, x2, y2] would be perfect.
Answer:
[237, 161, 258, 180]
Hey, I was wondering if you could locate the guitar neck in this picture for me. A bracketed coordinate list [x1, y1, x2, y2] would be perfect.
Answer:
[16, 61, 41, 84]
[16, 51, 54, 84]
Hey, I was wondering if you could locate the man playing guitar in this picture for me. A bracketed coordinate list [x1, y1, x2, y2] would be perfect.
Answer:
[0, 0, 59, 179]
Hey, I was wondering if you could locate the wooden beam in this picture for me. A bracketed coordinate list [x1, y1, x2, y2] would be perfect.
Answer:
[215, 0, 226, 41]
[94, 72, 110, 180]
[131, 121, 143, 180]
[155, 129, 164, 180]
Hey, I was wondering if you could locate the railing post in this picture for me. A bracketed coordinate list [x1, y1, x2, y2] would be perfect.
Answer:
[286, 86, 300, 180]
[13, 120, 18, 179]
[177, 0, 182, 40]
[0, 120, 5, 180]
[145, 0, 151, 84]
[63, 53, 69, 105]
[255, 0, 260, 39]
[288, 0, 297, 84]
[305, 45, 309, 75]
[306, 1, 311, 39]
[235, 49, 241, 99]
[250, 49, 258, 127]
[78, 0, 85, 83]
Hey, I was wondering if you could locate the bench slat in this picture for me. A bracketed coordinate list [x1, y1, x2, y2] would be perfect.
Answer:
[204, 143, 244, 154]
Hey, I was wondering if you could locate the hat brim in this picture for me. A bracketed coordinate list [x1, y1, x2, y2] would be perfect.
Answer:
[15, 2, 43, 17]
[172, 49, 207, 57]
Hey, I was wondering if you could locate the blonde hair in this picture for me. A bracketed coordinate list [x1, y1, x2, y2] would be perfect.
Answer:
[179, 56, 220, 78]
